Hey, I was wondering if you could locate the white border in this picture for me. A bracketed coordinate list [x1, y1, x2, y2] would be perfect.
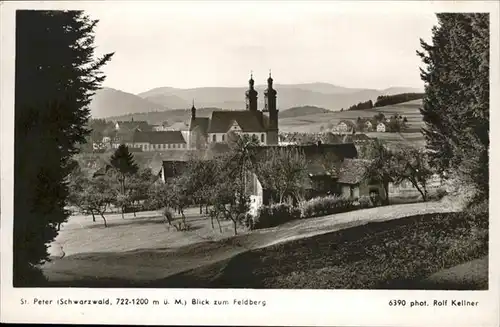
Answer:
[1, 1, 499, 326]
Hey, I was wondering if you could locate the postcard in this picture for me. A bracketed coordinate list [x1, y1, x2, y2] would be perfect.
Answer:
[1, 1, 498, 326]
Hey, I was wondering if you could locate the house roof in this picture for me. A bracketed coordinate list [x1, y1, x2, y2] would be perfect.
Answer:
[337, 159, 371, 184]
[133, 131, 186, 144]
[168, 121, 190, 131]
[161, 161, 189, 179]
[252, 142, 357, 178]
[189, 117, 210, 134]
[338, 120, 355, 128]
[256, 142, 358, 160]
[115, 129, 136, 143]
[116, 121, 151, 131]
[207, 110, 266, 133]
[161, 149, 199, 162]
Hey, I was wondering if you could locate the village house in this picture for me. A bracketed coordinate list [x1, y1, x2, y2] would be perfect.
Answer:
[114, 120, 151, 132]
[376, 122, 387, 132]
[364, 120, 373, 131]
[247, 142, 386, 212]
[152, 122, 170, 131]
[188, 73, 279, 149]
[335, 120, 355, 134]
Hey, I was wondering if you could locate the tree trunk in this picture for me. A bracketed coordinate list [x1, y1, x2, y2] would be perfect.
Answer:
[180, 208, 187, 229]
[91, 210, 96, 222]
[200, 204, 203, 214]
[233, 219, 238, 236]
[100, 213, 108, 227]
[409, 178, 428, 202]
[57, 223, 61, 231]
[215, 215, 223, 233]
[383, 180, 390, 205]
[121, 206, 125, 219]
[205, 204, 209, 214]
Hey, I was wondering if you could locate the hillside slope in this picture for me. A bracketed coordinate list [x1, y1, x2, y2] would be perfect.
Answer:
[137, 84, 423, 112]
[280, 106, 331, 118]
[89, 87, 168, 118]
[279, 99, 424, 133]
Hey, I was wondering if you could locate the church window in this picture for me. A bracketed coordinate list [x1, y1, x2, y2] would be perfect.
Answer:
[212, 134, 216, 142]
[222, 134, 225, 141]
[261, 134, 265, 143]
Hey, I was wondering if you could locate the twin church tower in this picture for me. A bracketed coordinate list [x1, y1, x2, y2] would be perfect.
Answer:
[245, 72, 279, 143]
[189, 72, 279, 147]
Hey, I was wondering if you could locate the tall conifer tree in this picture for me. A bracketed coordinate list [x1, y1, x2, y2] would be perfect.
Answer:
[14, 10, 113, 285]
[417, 13, 489, 202]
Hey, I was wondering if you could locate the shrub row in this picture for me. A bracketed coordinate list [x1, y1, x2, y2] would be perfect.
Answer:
[247, 203, 302, 230]
[248, 195, 376, 230]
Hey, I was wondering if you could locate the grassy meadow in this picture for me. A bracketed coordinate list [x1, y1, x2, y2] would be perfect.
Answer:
[279, 99, 425, 145]
[43, 198, 465, 287]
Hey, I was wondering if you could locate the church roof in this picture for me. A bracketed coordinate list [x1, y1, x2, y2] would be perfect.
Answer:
[189, 117, 210, 134]
[133, 131, 186, 144]
[207, 110, 266, 133]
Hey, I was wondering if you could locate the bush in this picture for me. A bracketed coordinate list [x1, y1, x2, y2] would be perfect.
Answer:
[465, 199, 488, 231]
[300, 195, 356, 219]
[428, 187, 448, 201]
[357, 195, 373, 209]
[250, 203, 302, 230]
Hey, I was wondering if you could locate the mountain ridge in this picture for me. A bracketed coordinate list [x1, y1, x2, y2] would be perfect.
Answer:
[90, 83, 423, 119]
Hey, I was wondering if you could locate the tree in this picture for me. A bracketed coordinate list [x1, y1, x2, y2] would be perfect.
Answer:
[417, 13, 489, 203]
[208, 165, 250, 236]
[393, 146, 434, 201]
[127, 168, 158, 215]
[374, 113, 386, 122]
[182, 157, 218, 214]
[109, 144, 139, 217]
[363, 139, 397, 204]
[14, 10, 113, 285]
[75, 176, 115, 227]
[226, 134, 259, 208]
[257, 147, 308, 203]
[387, 114, 408, 132]
[374, 93, 425, 107]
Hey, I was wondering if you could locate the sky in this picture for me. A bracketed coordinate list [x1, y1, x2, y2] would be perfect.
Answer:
[82, 2, 439, 94]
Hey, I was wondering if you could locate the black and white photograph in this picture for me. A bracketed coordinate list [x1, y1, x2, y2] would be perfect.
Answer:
[1, 1, 499, 326]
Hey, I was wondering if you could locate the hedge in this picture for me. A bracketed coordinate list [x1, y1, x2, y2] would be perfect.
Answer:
[248, 203, 302, 230]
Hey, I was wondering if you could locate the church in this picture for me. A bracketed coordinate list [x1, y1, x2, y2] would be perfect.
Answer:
[188, 73, 279, 149]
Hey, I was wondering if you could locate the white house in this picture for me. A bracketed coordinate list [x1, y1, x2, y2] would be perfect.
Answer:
[336, 120, 355, 134]
[376, 122, 387, 132]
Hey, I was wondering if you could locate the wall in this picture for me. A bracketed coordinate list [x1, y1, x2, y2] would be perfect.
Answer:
[207, 132, 266, 144]
[248, 173, 263, 216]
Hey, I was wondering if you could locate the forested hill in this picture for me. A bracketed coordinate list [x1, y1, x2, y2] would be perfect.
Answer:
[346, 93, 425, 111]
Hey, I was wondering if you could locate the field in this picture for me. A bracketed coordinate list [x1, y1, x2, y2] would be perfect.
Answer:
[42, 197, 466, 287]
[279, 99, 424, 139]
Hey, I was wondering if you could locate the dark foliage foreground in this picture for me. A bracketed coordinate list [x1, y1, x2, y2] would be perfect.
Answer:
[45, 209, 488, 289]
[14, 10, 113, 286]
